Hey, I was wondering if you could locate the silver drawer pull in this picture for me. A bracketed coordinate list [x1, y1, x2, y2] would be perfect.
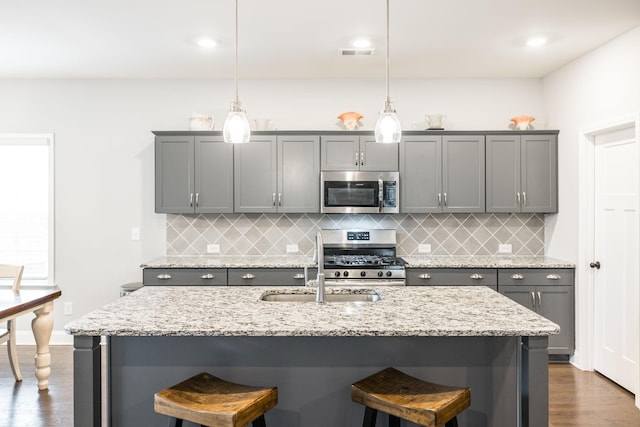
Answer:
[293, 273, 305, 279]
[418, 273, 432, 279]
[510, 274, 524, 280]
[201, 274, 215, 280]
[470, 274, 483, 280]
[546, 274, 561, 280]
[156, 274, 172, 280]
[242, 273, 256, 280]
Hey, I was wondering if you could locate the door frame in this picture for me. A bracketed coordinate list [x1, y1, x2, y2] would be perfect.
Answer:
[577, 112, 640, 407]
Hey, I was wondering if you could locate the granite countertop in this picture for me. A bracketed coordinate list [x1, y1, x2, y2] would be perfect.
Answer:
[65, 285, 560, 337]
[141, 255, 574, 269]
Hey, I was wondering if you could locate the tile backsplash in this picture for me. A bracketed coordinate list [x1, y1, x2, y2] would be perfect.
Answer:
[166, 213, 544, 257]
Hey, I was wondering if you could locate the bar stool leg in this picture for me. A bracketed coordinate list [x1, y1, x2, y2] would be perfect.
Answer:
[168, 418, 183, 427]
[363, 407, 378, 427]
[389, 414, 401, 427]
[253, 414, 267, 427]
[445, 417, 459, 427]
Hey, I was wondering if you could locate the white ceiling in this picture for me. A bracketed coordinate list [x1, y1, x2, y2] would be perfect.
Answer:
[2, 0, 640, 80]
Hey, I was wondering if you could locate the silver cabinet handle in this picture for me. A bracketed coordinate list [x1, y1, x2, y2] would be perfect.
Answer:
[537, 291, 542, 310]
[242, 273, 256, 280]
[546, 274, 561, 280]
[378, 178, 384, 213]
[470, 274, 483, 280]
[443, 193, 447, 206]
[522, 192, 526, 208]
[516, 192, 520, 206]
[438, 193, 442, 206]
[361, 151, 365, 166]
[293, 273, 305, 279]
[278, 193, 282, 207]
[354, 151, 359, 166]
[201, 274, 215, 280]
[272, 193, 276, 207]
[189, 193, 194, 207]
[510, 274, 524, 280]
[418, 273, 432, 279]
[530, 291, 536, 309]
[156, 274, 172, 280]
[195, 192, 199, 207]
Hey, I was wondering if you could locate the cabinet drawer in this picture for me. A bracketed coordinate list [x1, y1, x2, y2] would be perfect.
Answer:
[143, 268, 227, 286]
[407, 268, 497, 289]
[228, 268, 307, 286]
[498, 268, 574, 287]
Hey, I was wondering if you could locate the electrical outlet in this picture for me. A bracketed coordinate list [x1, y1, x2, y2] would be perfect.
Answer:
[418, 244, 432, 253]
[498, 244, 512, 254]
[64, 302, 73, 315]
[130, 227, 140, 241]
[286, 244, 299, 253]
[207, 244, 220, 254]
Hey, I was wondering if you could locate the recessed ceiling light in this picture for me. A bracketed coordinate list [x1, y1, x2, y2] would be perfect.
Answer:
[526, 37, 547, 47]
[197, 38, 217, 48]
[353, 39, 372, 49]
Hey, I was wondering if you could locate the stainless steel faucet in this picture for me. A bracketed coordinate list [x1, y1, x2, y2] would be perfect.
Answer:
[313, 231, 326, 304]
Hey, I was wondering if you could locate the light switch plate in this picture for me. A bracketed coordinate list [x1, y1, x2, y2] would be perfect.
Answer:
[207, 244, 220, 254]
[130, 227, 140, 241]
[418, 244, 432, 253]
[64, 302, 73, 315]
[498, 244, 512, 254]
[286, 244, 299, 253]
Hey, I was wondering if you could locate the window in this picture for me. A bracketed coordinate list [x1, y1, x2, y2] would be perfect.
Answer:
[0, 134, 54, 285]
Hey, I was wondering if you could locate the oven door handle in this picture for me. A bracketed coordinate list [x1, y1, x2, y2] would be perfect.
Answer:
[378, 178, 384, 213]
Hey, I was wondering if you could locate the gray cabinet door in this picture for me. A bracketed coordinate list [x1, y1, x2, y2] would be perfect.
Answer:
[407, 268, 497, 289]
[143, 268, 227, 286]
[228, 268, 306, 286]
[195, 136, 234, 213]
[155, 136, 194, 213]
[360, 136, 399, 171]
[521, 134, 557, 213]
[537, 285, 574, 354]
[442, 135, 485, 213]
[400, 135, 442, 212]
[234, 136, 278, 212]
[278, 135, 320, 213]
[486, 135, 520, 212]
[500, 285, 536, 310]
[320, 135, 359, 170]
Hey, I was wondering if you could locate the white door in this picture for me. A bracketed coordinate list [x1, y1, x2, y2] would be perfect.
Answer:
[593, 125, 639, 394]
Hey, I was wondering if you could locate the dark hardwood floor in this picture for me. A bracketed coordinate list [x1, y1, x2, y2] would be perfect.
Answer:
[1, 346, 639, 426]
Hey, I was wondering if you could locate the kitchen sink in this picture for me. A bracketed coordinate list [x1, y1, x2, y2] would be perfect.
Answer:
[260, 289, 382, 303]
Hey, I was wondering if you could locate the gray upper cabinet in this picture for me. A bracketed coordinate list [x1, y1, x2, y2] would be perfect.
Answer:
[321, 135, 398, 171]
[234, 135, 320, 213]
[155, 135, 233, 214]
[486, 133, 558, 213]
[400, 134, 485, 213]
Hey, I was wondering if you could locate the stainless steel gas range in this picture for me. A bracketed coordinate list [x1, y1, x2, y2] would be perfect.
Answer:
[319, 229, 407, 286]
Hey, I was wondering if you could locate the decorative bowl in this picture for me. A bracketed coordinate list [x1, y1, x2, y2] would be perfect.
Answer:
[337, 111, 363, 130]
[510, 115, 535, 130]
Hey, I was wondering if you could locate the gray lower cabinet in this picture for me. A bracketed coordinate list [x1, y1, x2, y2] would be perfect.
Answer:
[407, 268, 497, 290]
[498, 268, 574, 356]
[486, 133, 558, 213]
[400, 135, 485, 213]
[155, 135, 233, 213]
[227, 268, 307, 286]
[143, 268, 227, 286]
[321, 135, 398, 171]
[235, 135, 320, 213]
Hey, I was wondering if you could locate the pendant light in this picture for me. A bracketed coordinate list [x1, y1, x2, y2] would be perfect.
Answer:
[223, 0, 251, 144]
[374, 0, 401, 144]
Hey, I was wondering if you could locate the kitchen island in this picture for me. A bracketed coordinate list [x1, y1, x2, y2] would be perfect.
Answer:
[66, 285, 559, 427]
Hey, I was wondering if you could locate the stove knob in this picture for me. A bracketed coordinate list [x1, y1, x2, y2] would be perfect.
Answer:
[343, 271, 349, 277]
[360, 271, 367, 277]
[377, 271, 384, 277]
[334, 271, 341, 278]
[386, 271, 393, 277]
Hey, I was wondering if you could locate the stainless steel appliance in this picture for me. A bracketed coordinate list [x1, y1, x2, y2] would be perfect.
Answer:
[319, 229, 406, 286]
[321, 171, 399, 214]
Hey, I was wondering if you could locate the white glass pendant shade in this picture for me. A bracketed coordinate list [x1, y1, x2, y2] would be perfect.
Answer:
[223, 102, 251, 144]
[375, 101, 402, 144]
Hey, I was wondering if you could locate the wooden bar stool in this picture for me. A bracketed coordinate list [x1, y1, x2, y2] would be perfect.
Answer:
[351, 368, 470, 427]
[154, 372, 278, 427]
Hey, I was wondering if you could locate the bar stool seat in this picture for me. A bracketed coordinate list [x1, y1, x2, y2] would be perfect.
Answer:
[154, 372, 278, 427]
[351, 367, 470, 427]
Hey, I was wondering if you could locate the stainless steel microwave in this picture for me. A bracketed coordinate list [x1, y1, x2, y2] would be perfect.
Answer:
[321, 171, 399, 214]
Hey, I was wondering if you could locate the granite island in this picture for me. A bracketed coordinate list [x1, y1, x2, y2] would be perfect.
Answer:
[65, 285, 559, 427]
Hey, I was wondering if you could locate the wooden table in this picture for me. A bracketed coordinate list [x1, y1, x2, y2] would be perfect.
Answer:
[0, 286, 62, 390]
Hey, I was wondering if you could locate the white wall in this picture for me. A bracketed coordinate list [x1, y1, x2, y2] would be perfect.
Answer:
[0, 78, 544, 343]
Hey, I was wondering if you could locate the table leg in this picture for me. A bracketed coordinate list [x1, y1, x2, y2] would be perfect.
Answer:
[31, 301, 54, 390]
